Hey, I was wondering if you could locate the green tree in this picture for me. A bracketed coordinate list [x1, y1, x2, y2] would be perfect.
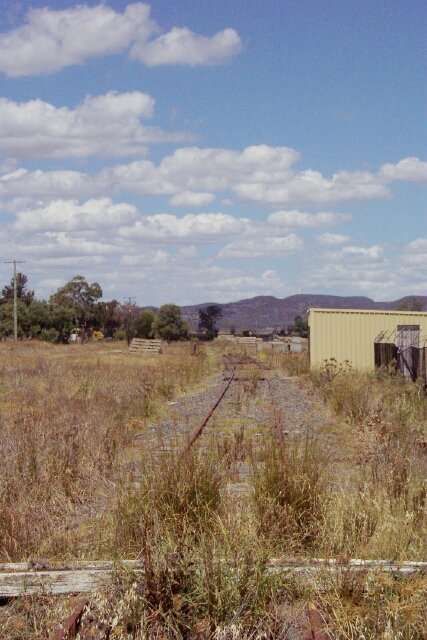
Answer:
[288, 314, 308, 337]
[134, 310, 155, 339]
[50, 275, 102, 329]
[152, 304, 188, 341]
[198, 305, 222, 340]
[394, 296, 425, 312]
[94, 299, 120, 337]
[1, 272, 35, 306]
[47, 304, 76, 342]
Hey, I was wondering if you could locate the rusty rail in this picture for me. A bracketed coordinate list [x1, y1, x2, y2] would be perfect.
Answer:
[265, 376, 285, 445]
[304, 602, 330, 640]
[49, 599, 88, 640]
[181, 367, 236, 454]
[222, 353, 285, 447]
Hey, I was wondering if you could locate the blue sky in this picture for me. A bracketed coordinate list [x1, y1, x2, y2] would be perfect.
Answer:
[0, 0, 425, 305]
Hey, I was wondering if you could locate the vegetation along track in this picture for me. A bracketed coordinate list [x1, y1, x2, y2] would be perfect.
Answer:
[128, 351, 300, 497]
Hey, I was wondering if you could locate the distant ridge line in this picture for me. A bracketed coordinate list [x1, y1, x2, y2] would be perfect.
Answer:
[179, 293, 427, 331]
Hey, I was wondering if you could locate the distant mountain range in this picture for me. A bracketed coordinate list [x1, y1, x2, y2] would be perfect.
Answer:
[178, 294, 427, 331]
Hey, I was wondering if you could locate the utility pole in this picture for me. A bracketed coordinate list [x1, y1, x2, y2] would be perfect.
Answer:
[4, 259, 25, 341]
[123, 296, 136, 346]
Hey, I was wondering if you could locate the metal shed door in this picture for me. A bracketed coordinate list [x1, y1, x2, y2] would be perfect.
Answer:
[396, 325, 420, 380]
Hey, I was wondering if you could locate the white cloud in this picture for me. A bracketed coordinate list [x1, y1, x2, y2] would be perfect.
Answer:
[131, 26, 241, 66]
[301, 242, 392, 299]
[0, 92, 188, 160]
[0, 3, 241, 77]
[236, 169, 390, 206]
[268, 209, 351, 228]
[379, 157, 427, 183]
[317, 233, 350, 245]
[13, 198, 137, 232]
[303, 238, 427, 301]
[105, 145, 300, 195]
[102, 147, 395, 207]
[219, 234, 303, 258]
[404, 238, 427, 252]
[329, 245, 384, 261]
[401, 238, 427, 271]
[0, 168, 97, 201]
[0, 146, 425, 211]
[120, 249, 169, 266]
[200, 269, 283, 300]
[178, 246, 198, 258]
[119, 212, 249, 243]
[169, 191, 215, 207]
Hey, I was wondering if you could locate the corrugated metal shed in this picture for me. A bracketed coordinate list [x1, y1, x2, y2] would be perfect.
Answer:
[308, 308, 427, 369]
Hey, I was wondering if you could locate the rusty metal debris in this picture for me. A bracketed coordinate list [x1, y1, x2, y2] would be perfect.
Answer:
[49, 598, 88, 640]
[304, 602, 330, 640]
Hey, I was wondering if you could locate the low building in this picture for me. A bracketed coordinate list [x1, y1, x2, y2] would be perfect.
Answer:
[308, 308, 427, 379]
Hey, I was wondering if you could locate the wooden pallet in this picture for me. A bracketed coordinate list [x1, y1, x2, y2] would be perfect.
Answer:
[129, 338, 163, 354]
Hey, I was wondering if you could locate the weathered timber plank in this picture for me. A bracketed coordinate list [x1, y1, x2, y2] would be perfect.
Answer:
[0, 560, 141, 572]
[0, 568, 144, 597]
[1, 559, 426, 597]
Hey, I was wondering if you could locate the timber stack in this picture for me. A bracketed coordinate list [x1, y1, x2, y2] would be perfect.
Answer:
[129, 338, 163, 354]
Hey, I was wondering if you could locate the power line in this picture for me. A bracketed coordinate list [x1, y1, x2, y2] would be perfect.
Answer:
[4, 259, 25, 341]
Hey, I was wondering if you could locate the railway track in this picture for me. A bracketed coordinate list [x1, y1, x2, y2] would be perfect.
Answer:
[3, 351, 426, 639]
[129, 350, 288, 486]
[181, 352, 287, 492]
[183, 352, 287, 453]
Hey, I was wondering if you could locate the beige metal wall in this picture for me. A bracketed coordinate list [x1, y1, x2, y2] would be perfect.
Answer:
[308, 308, 427, 369]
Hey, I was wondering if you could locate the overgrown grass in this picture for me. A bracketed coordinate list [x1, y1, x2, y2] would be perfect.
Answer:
[1, 343, 427, 638]
[308, 360, 427, 561]
[318, 571, 427, 639]
[0, 341, 217, 560]
[260, 350, 310, 376]
[252, 436, 329, 554]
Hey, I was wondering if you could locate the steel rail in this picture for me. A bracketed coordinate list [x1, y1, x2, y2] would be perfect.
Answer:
[49, 598, 89, 640]
[181, 365, 236, 455]
[264, 376, 285, 445]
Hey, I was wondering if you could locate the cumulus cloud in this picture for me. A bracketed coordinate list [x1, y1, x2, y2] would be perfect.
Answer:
[268, 209, 351, 228]
[105, 144, 300, 195]
[0, 146, 425, 211]
[199, 269, 283, 300]
[401, 238, 427, 268]
[219, 234, 303, 258]
[0, 92, 188, 160]
[0, 167, 97, 201]
[13, 198, 137, 232]
[130, 26, 241, 66]
[304, 263, 393, 297]
[103, 147, 394, 207]
[379, 157, 427, 183]
[119, 212, 249, 243]
[405, 238, 427, 252]
[236, 169, 390, 207]
[317, 233, 350, 245]
[0, 3, 241, 77]
[303, 237, 427, 301]
[329, 245, 384, 261]
[169, 191, 215, 207]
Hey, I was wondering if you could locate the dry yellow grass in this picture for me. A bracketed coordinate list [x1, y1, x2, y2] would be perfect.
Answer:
[0, 343, 426, 638]
[0, 340, 216, 561]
